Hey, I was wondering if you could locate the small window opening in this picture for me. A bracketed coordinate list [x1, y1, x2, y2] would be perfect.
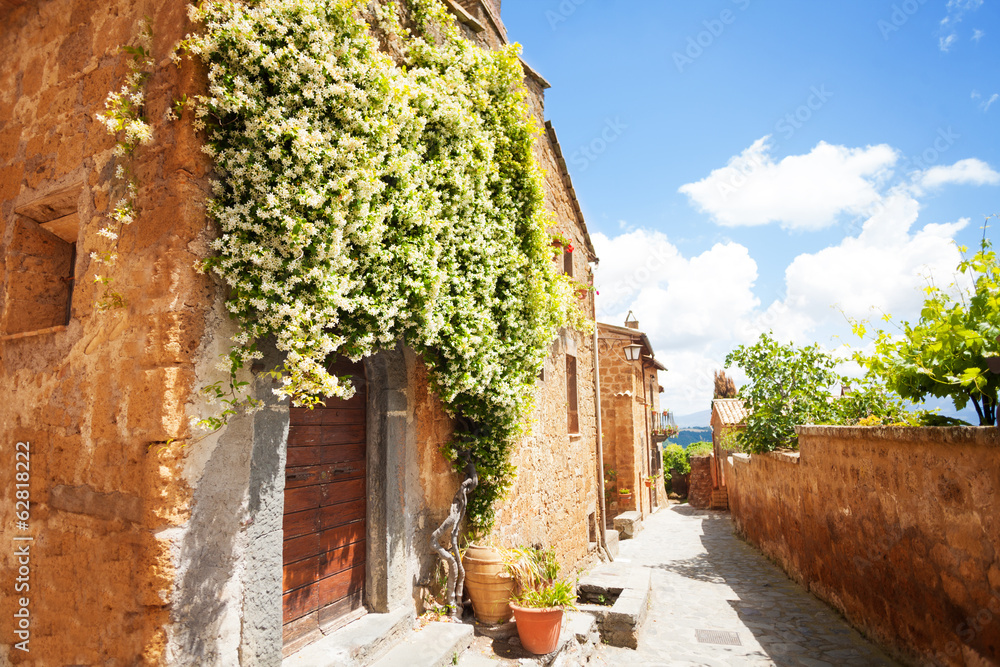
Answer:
[566, 354, 579, 434]
[2, 186, 80, 338]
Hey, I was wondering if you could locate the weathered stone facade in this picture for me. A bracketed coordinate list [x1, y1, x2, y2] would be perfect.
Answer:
[686, 455, 712, 509]
[726, 426, 1000, 666]
[597, 322, 666, 523]
[0, 0, 606, 664]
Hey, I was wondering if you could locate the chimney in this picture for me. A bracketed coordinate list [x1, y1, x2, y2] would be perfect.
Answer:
[624, 310, 639, 330]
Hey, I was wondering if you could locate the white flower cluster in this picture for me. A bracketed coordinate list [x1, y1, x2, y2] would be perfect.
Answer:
[186, 0, 575, 528]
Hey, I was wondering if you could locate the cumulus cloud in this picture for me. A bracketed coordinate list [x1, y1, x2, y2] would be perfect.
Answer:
[919, 158, 1000, 188]
[592, 230, 762, 414]
[678, 138, 898, 231]
[779, 193, 970, 329]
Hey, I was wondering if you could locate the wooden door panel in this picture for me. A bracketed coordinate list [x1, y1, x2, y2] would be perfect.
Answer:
[284, 532, 322, 565]
[319, 540, 366, 579]
[320, 523, 365, 553]
[283, 508, 321, 540]
[320, 500, 365, 530]
[283, 554, 321, 592]
[319, 563, 366, 604]
[284, 485, 322, 513]
[283, 583, 318, 624]
[283, 356, 367, 646]
[324, 479, 365, 506]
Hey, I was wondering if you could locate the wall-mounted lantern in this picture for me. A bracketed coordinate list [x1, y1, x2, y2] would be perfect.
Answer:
[624, 342, 643, 362]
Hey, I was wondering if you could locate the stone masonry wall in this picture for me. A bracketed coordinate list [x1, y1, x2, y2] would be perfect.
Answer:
[598, 328, 655, 520]
[0, 1, 216, 664]
[687, 455, 712, 509]
[726, 427, 1000, 667]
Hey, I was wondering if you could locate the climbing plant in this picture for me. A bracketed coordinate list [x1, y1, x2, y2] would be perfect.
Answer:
[179, 0, 585, 529]
[95, 19, 155, 310]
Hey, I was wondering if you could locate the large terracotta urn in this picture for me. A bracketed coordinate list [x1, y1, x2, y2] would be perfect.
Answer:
[462, 544, 515, 624]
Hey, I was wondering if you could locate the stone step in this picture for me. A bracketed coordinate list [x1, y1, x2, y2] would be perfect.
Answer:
[283, 609, 412, 667]
[369, 621, 474, 667]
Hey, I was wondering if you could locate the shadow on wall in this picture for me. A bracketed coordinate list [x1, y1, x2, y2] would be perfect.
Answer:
[656, 505, 899, 666]
[172, 343, 288, 664]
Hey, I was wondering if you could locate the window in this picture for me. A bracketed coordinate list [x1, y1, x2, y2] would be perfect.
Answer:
[566, 354, 579, 434]
[2, 186, 80, 338]
[563, 248, 573, 277]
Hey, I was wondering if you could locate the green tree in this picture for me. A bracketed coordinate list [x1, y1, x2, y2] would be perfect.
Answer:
[725, 333, 844, 453]
[854, 227, 999, 426]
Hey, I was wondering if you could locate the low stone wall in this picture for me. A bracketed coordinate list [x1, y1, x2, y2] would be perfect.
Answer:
[687, 455, 713, 509]
[726, 427, 1000, 667]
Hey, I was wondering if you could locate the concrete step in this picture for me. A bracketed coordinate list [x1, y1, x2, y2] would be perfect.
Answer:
[283, 608, 412, 667]
[456, 611, 599, 667]
[370, 620, 474, 667]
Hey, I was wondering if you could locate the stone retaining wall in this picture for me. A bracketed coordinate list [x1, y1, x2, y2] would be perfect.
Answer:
[725, 426, 1000, 667]
[687, 455, 712, 509]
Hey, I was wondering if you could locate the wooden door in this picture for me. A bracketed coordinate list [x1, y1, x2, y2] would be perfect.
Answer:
[282, 358, 367, 648]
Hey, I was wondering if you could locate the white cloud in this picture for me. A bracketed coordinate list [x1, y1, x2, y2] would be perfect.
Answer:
[919, 158, 1000, 188]
[678, 138, 898, 231]
[779, 193, 970, 328]
[940, 0, 985, 51]
[592, 230, 761, 414]
[983, 93, 999, 112]
[973, 28, 985, 42]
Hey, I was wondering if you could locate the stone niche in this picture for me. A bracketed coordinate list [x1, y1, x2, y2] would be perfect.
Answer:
[2, 184, 81, 337]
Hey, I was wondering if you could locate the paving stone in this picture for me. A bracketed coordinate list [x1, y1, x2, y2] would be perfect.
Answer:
[585, 505, 901, 667]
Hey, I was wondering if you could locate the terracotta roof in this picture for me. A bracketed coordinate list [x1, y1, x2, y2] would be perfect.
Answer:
[713, 398, 747, 426]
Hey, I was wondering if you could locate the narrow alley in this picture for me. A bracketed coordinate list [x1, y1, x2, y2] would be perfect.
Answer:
[590, 506, 900, 667]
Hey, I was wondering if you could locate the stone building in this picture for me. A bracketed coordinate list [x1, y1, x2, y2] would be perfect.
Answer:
[709, 397, 747, 509]
[596, 318, 668, 525]
[0, 0, 607, 664]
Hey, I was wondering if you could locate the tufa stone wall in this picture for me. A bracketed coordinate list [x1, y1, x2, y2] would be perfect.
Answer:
[687, 455, 712, 509]
[726, 426, 1000, 667]
[597, 327, 659, 520]
[0, 0, 216, 664]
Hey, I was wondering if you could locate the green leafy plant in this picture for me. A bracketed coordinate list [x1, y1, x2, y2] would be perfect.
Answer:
[178, 0, 591, 528]
[618, 487, 632, 495]
[851, 225, 999, 426]
[685, 441, 713, 458]
[502, 545, 558, 594]
[94, 18, 155, 311]
[513, 579, 577, 610]
[662, 443, 689, 476]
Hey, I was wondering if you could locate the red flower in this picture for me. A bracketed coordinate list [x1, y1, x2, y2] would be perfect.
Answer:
[566, 244, 574, 253]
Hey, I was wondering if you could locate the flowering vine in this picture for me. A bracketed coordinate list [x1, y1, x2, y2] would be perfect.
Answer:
[95, 20, 155, 310]
[180, 0, 587, 528]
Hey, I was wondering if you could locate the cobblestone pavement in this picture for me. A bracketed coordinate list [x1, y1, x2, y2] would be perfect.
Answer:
[590, 505, 901, 667]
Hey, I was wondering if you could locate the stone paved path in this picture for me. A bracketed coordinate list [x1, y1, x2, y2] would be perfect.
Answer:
[590, 505, 901, 667]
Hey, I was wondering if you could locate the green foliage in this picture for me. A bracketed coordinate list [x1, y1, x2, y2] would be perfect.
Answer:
[661, 443, 689, 476]
[725, 333, 845, 453]
[502, 545, 559, 593]
[94, 18, 155, 311]
[853, 227, 999, 426]
[181, 0, 588, 528]
[685, 441, 713, 458]
[513, 579, 577, 610]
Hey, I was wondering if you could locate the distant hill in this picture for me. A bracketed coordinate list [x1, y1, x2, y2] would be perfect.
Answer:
[674, 409, 711, 428]
[666, 427, 712, 449]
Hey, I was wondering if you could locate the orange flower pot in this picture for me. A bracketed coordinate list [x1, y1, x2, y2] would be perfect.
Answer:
[510, 603, 564, 655]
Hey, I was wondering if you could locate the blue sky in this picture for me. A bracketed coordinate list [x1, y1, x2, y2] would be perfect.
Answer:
[504, 0, 1000, 419]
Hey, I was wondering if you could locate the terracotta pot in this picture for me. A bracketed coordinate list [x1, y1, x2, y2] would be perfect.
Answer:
[510, 603, 564, 655]
[462, 545, 514, 624]
[644, 480, 652, 488]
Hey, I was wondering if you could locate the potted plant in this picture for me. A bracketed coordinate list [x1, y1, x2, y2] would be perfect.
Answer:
[504, 547, 577, 655]
[618, 487, 632, 497]
[509, 580, 577, 655]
